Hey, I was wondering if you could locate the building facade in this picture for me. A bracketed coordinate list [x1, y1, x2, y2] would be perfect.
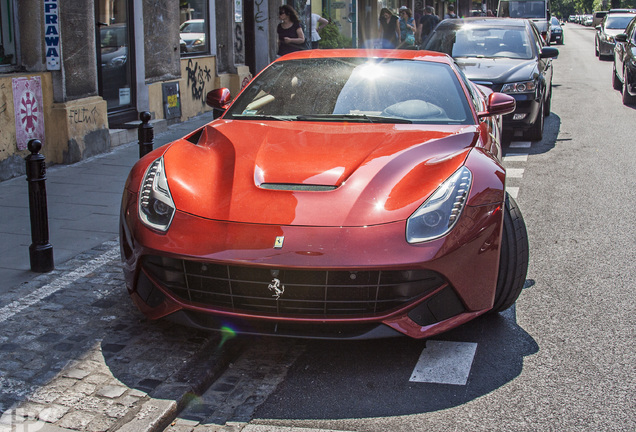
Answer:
[0, 0, 496, 182]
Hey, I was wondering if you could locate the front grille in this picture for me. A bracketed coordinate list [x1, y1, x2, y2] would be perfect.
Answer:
[141, 256, 444, 318]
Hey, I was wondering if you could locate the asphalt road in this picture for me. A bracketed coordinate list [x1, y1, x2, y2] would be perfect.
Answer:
[1, 23, 633, 432]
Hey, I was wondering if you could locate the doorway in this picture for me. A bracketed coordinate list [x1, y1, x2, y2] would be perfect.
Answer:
[96, 0, 137, 126]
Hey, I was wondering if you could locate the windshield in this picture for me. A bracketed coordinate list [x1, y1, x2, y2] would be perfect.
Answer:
[180, 21, 204, 33]
[225, 58, 474, 125]
[605, 15, 635, 29]
[498, 1, 547, 19]
[424, 25, 534, 60]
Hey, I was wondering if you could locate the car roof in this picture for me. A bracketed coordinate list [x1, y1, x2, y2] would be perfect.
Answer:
[275, 49, 455, 64]
[438, 17, 528, 28]
[605, 12, 636, 18]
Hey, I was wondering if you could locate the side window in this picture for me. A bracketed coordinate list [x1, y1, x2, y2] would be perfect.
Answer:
[179, 0, 209, 56]
[0, 0, 16, 67]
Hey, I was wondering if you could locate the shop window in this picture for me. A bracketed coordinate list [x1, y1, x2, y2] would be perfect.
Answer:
[180, 0, 209, 55]
[0, 0, 16, 67]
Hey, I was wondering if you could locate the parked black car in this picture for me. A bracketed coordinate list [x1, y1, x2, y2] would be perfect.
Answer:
[550, 16, 564, 44]
[613, 15, 636, 105]
[423, 18, 559, 141]
[595, 12, 636, 59]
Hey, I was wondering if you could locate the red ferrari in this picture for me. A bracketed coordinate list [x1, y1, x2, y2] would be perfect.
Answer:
[119, 49, 528, 339]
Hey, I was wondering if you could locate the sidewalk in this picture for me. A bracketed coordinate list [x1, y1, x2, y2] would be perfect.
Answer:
[0, 111, 217, 295]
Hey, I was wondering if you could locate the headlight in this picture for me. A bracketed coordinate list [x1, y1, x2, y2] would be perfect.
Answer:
[501, 80, 537, 94]
[139, 157, 175, 232]
[193, 39, 204, 46]
[406, 167, 472, 243]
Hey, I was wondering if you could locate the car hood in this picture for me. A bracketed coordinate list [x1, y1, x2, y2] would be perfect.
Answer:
[180, 32, 205, 43]
[455, 57, 537, 85]
[159, 120, 479, 227]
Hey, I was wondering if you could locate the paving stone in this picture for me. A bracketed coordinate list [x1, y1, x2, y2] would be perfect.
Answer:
[96, 385, 127, 399]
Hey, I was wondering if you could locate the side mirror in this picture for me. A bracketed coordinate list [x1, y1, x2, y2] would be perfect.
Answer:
[615, 33, 628, 43]
[540, 46, 559, 59]
[478, 92, 516, 118]
[206, 88, 232, 110]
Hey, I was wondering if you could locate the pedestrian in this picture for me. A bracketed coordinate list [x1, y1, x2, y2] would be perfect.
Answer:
[445, 4, 458, 19]
[277, 5, 306, 57]
[310, 13, 329, 49]
[378, 8, 400, 49]
[417, 6, 440, 44]
[398, 7, 416, 48]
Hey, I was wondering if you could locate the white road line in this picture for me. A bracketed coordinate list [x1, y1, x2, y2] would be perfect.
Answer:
[509, 141, 532, 148]
[506, 168, 524, 178]
[503, 153, 528, 163]
[410, 340, 478, 385]
[0, 246, 120, 323]
[506, 187, 519, 198]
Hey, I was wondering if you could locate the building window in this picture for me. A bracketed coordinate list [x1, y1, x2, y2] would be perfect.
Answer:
[180, 0, 209, 55]
[0, 0, 16, 67]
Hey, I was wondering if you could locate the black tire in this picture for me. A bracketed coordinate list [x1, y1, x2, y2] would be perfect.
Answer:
[622, 68, 636, 105]
[543, 87, 552, 117]
[525, 101, 544, 141]
[613, 62, 623, 91]
[491, 193, 529, 313]
[595, 39, 599, 57]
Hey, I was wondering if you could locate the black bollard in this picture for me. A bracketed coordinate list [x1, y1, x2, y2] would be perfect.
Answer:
[138, 111, 154, 158]
[25, 139, 54, 273]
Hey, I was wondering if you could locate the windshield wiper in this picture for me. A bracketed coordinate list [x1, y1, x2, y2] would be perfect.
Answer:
[296, 114, 412, 124]
[229, 114, 292, 121]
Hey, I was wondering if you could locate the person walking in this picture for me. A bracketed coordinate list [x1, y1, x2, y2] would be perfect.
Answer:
[378, 8, 400, 49]
[277, 5, 305, 57]
[417, 6, 440, 44]
[445, 4, 458, 19]
[398, 7, 416, 48]
[310, 13, 329, 49]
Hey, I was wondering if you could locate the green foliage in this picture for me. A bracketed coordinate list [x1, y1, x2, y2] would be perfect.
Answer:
[318, 22, 352, 48]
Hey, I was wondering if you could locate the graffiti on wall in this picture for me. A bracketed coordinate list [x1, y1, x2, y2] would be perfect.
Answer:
[12, 77, 45, 150]
[185, 59, 212, 104]
[68, 107, 100, 125]
[234, 24, 245, 65]
[254, 0, 267, 32]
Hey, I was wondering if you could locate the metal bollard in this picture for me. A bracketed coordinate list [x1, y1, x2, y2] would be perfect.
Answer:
[138, 111, 154, 158]
[25, 139, 54, 273]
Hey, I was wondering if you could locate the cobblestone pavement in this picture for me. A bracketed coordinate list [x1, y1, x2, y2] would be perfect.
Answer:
[0, 239, 250, 432]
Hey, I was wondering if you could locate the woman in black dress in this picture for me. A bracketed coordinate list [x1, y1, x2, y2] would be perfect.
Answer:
[378, 8, 400, 49]
[277, 5, 305, 57]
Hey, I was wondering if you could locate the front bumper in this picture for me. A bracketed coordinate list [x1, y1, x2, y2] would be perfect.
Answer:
[120, 198, 504, 339]
[502, 94, 542, 133]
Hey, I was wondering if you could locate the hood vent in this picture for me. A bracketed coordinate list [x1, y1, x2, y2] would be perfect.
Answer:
[259, 183, 337, 192]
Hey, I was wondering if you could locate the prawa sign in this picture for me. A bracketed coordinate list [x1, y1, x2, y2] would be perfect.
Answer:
[44, 0, 61, 71]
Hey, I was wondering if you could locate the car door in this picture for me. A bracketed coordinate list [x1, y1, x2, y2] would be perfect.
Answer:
[615, 18, 635, 75]
[529, 22, 552, 105]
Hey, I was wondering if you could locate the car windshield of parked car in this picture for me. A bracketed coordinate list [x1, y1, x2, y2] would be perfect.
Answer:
[604, 15, 635, 29]
[225, 58, 474, 125]
[424, 25, 534, 60]
[180, 20, 204, 33]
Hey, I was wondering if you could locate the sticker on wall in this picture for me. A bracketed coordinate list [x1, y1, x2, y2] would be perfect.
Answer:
[13, 76, 46, 151]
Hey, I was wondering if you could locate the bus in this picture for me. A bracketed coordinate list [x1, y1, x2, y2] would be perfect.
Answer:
[497, 0, 552, 44]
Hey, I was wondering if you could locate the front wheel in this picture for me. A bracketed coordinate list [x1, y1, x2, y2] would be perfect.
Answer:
[613, 62, 623, 91]
[491, 193, 529, 313]
[525, 101, 544, 141]
[622, 67, 636, 105]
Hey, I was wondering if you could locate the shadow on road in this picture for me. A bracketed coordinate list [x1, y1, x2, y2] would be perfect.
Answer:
[253, 304, 538, 419]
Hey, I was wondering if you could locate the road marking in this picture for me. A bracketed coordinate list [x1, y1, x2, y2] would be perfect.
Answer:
[503, 153, 528, 163]
[509, 141, 532, 149]
[410, 340, 478, 385]
[506, 168, 524, 178]
[0, 246, 120, 323]
[506, 187, 519, 198]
